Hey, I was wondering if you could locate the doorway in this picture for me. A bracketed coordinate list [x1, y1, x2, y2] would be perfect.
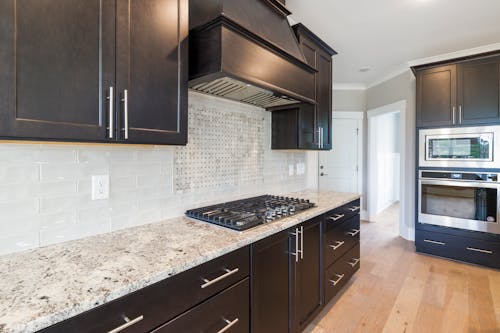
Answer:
[367, 101, 406, 236]
[318, 111, 363, 196]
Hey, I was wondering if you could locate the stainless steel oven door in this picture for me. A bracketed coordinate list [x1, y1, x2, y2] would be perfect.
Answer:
[418, 178, 500, 234]
[419, 126, 500, 168]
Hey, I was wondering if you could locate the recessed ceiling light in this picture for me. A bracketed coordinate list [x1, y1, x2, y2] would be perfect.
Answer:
[359, 67, 371, 73]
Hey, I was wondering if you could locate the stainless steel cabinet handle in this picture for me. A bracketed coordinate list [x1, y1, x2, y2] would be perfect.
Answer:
[321, 127, 324, 149]
[452, 106, 456, 124]
[201, 268, 239, 289]
[122, 89, 129, 139]
[459, 105, 462, 124]
[300, 226, 304, 260]
[424, 239, 445, 246]
[107, 87, 114, 138]
[329, 241, 345, 251]
[329, 273, 345, 286]
[291, 228, 299, 262]
[348, 206, 360, 212]
[217, 318, 239, 333]
[316, 128, 321, 148]
[328, 214, 345, 221]
[107, 315, 144, 333]
[346, 229, 360, 237]
[466, 247, 493, 255]
[347, 258, 360, 267]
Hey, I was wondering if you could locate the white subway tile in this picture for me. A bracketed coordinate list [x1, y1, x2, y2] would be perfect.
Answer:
[0, 232, 39, 255]
[0, 165, 39, 184]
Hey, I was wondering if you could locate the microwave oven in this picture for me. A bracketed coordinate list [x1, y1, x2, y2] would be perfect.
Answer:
[419, 126, 500, 169]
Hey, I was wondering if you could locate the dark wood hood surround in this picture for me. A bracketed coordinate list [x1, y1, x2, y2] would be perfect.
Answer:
[189, 0, 317, 109]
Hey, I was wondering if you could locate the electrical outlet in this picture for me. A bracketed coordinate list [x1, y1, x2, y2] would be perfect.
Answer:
[289, 164, 295, 176]
[91, 175, 110, 200]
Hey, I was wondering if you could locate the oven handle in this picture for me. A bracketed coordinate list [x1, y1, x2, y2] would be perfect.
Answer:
[419, 179, 500, 189]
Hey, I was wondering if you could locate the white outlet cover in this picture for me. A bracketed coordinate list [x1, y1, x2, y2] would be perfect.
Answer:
[91, 175, 110, 200]
[289, 164, 295, 176]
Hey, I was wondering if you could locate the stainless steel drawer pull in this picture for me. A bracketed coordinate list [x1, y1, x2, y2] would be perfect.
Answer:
[329, 274, 345, 286]
[346, 229, 360, 237]
[347, 258, 360, 267]
[328, 214, 345, 221]
[201, 268, 239, 289]
[107, 315, 144, 333]
[466, 247, 493, 255]
[217, 318, 239, 333]
[329, 241, 345, 250]
[348, 206, 360, 212]
[424, 239, 445, 246]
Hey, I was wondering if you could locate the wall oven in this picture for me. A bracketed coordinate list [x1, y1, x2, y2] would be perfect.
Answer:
[419, 126, 500, 169]
[418, 170, 500, 234]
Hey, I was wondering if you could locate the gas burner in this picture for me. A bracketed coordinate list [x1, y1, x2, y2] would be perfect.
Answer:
[185, 195, 315, 231]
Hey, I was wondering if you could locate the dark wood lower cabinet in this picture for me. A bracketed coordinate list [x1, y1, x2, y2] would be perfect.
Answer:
[153, 278, 249, 333]
[291, 218, 323, 333]
[251, 231, 291, 333]
[324, 244, 360, 303]
[415, 228, 500, 269]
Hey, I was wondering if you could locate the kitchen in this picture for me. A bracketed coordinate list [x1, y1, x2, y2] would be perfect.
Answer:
[0, 0, 499, 333]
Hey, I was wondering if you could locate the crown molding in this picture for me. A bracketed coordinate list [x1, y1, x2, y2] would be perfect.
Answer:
[332, 83, 367, 91]
[407, 42, 500, 67]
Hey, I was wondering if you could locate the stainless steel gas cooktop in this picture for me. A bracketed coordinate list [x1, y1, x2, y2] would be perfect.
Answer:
[185, 195, 315, 231]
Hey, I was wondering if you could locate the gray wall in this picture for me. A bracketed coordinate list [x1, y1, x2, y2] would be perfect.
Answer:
[366, 70, 417, 240]
[333, 89, 366, 111]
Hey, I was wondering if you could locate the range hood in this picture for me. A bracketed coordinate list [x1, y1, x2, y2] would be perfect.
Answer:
[189, 0, 317, 109]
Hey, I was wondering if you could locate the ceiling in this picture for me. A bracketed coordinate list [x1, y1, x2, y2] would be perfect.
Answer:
[286, 0, 500, 87]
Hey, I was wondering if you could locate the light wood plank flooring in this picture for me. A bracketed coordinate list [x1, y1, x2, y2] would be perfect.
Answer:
[305, 211, 500, 333]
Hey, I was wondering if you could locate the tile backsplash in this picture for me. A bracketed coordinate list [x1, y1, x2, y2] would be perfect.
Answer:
[0, 92, 309, 255]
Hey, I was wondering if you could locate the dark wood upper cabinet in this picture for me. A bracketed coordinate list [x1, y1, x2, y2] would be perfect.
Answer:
[290, 218, 323, 333]
[271, 23, 336, 150]
[116, 0, 188, 144]
[0, 0, 187, 145]
[414, 53, 500, 128]
[0, 0, 115, 141]
[416, 65, 457, 127]
[458, 56, 500, 125]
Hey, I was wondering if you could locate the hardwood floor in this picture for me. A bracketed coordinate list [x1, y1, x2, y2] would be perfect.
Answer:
[305, 215, 500, 333]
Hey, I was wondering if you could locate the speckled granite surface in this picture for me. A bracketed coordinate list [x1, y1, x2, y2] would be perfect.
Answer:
[0, 191, 360, 333]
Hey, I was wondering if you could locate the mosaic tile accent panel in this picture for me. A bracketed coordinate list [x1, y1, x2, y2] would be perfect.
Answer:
[175, 94, 268, 193]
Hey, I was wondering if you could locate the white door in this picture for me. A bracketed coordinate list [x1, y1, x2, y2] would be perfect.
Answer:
[319, 113, 362, 194]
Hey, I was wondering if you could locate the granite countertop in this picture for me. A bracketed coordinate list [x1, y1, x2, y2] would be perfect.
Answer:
[0, 190, 360, 333]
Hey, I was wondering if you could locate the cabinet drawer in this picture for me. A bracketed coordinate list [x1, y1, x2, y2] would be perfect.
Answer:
[153, 278, 249, 333]
[40, 246, 249, 333]
[416, 230, 500, 269]
[324, 215, 360, 267]
[323, 199, 360, 228]
[324, 243, 360, 303]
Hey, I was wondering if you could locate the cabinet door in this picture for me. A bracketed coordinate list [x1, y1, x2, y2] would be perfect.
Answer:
[272, 108, 299, 149]
[291, 219, 323, 333]
[298, 104, 317, 149]
[416, 65, 457, 127]
[0, 0, 115, 141]
[316, 51, 333, 150]
[251, 231, 290, 333]
[116, 0, 188, 145]
[458, 57, 500, 125]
